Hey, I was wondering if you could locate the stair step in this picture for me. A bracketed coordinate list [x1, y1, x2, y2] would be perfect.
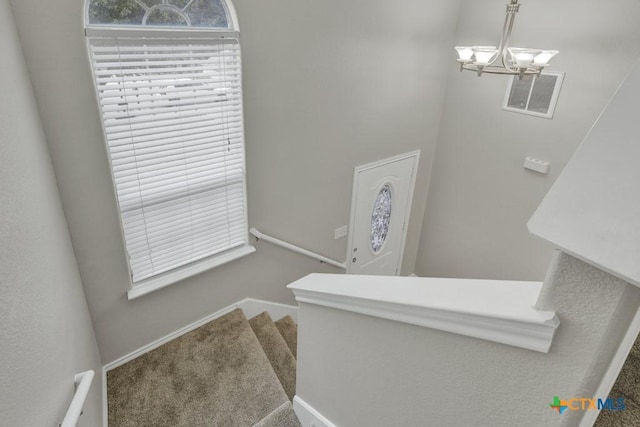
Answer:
[611, 354, 640, 404]
[252, 401, 302, 427]
[275, 315, 298, 358]
[595, 388, 640, 426]
[631, 333, 640, 359]
[594, 333, 640, 427]
[249, 312, 297, 401]
[107, 308, 289, 427]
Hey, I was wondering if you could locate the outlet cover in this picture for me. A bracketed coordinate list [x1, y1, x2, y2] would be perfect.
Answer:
[334, 225, 348, 240]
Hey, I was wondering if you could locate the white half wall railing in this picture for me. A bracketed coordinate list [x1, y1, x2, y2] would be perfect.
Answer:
[288, 274, 560, 353]
[60, 370, 94, 427]
[250, 228, 347, 270]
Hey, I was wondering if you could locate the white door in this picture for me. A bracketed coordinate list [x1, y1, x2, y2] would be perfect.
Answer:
[347, 151, 419, 275]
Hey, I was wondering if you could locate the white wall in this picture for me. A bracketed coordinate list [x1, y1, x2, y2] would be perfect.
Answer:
[529, 59, 640, 289]
[9, 0, 462, 362]
[295, 252, 640, 427]
[0, 0, 102, 424]
[416, 0, 640, 281]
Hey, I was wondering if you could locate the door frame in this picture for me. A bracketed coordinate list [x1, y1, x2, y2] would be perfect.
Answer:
[346, 150, 420, 275]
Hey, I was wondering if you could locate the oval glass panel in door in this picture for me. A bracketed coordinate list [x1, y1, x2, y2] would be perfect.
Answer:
[370, 184, 392, 253]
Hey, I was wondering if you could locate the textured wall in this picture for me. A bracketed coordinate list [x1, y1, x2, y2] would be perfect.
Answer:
[9, 0, 462, 362]
[296, 252, 640, 426]
[416, 0, 640, 281]
[0, 0, 102, 425]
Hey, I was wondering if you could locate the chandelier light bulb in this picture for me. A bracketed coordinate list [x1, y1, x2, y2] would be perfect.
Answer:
[508, 48, 541, 69]
[472, 46, 498, 66]
[455, 46, 474, 62]
[533, 50, 559, 66]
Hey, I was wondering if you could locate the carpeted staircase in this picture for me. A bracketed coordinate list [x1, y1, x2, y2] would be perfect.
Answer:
[106, 308, 301, 427]
[595, 332, 640, 426]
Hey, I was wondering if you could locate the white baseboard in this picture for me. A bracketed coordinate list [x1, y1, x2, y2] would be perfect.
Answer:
[103, 303, 238, 371]
[101, 298, 298, 426]
[102, 367, 107, 427]
[104, 298, 297, 371]
[238, 298, 298, 322]
[293, 396, 337, 427]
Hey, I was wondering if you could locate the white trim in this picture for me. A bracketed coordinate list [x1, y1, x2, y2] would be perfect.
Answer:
[293, 396, 337, 427]
[502, 71, 565, 119]
[104, 303, 238, 371]
[84, 32, 134, 294]
[102, 367, 107, 427]
[224, 0, 241, 32]
[127, 245, 256, 300]
[289, 274, 559, 353]
[238, 298, 299, 323]
[102, 298, 298, 425]
[346, 150, 420, 275]
[578, 305, 640, 427]
[100, 302, 237, 426]
[103, 298, 297, 370]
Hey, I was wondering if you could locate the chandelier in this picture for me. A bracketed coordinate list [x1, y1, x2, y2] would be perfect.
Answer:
[454, 0, 558, 78]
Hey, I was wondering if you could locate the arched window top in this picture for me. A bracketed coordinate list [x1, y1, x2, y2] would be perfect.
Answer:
[87, 0, 233, 29]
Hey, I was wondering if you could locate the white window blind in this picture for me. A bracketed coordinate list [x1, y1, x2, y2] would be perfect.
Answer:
[87, 32, 248, 284]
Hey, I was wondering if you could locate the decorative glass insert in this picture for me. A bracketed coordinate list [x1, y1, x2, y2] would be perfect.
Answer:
[88, 0, 230, 28]
[370, 184, 392, 253]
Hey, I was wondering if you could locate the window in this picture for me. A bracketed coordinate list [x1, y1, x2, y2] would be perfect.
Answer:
[85, 0, 253, 299]
[503, 71, 564, 119]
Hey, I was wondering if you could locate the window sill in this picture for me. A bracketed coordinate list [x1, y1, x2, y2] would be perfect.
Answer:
[127, 244, 256, 300]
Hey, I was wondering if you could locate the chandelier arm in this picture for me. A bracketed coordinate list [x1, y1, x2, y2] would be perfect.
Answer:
[461, 63, 539, 76]
[457, 0, 555, 78]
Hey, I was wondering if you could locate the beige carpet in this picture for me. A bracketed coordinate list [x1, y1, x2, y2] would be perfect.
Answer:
[253, 401, 301, 427]
[249, 312, 297, 401]
[595, 332, 640, 426]
[107, 308, 291, 427]
[275, 315, 298, 358]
